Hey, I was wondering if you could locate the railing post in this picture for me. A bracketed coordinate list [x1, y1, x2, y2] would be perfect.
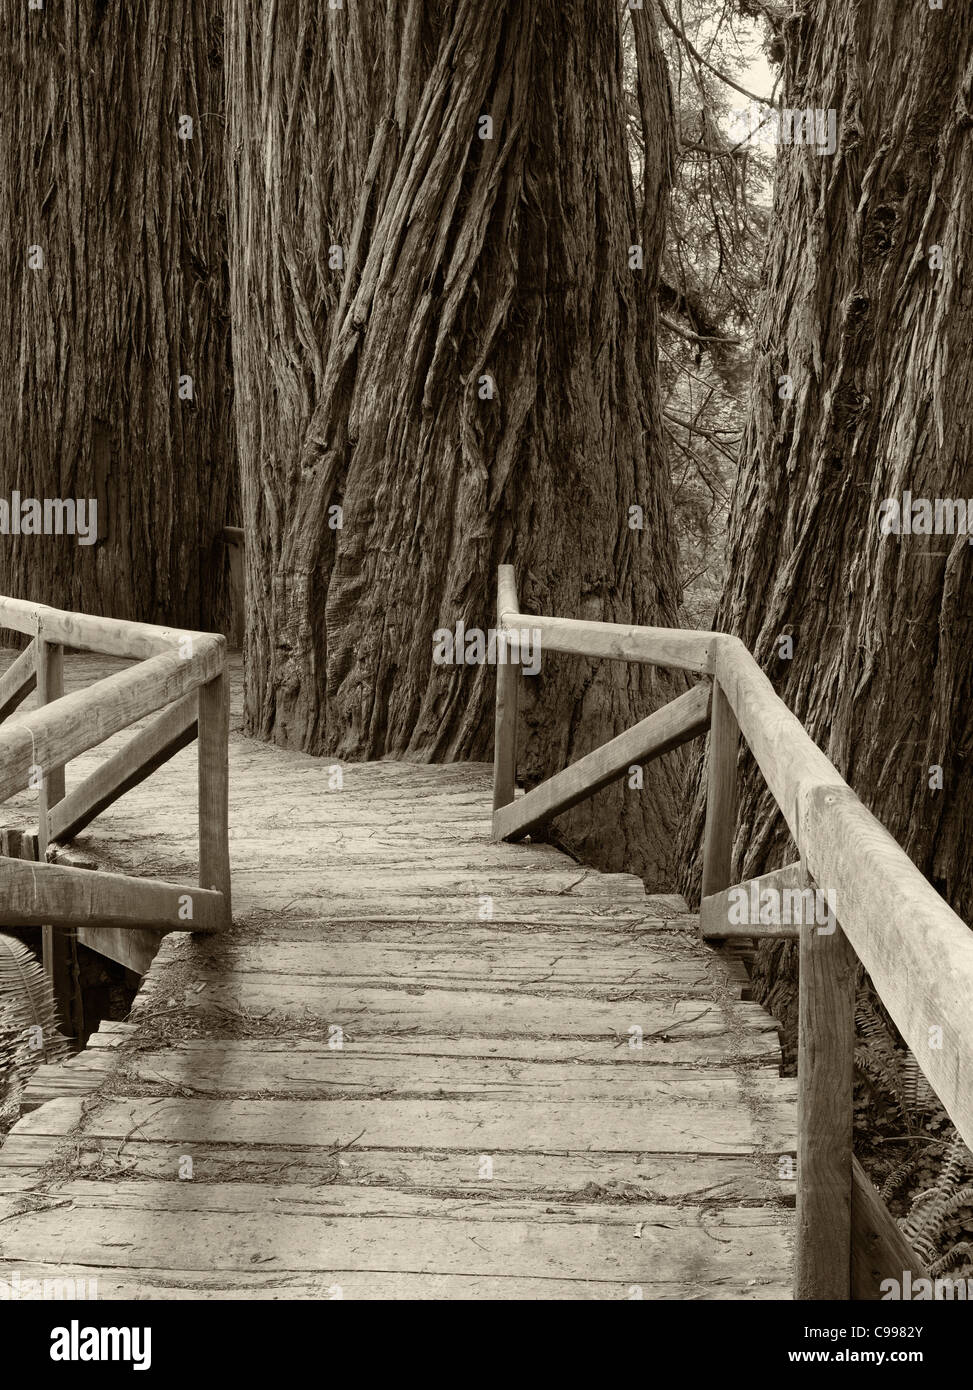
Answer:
[492, 567, 520, 816]
[198, 662, 231, 921]
[796, 886, 856, 1299]
[36, 635, 82, 1040]
[700, 678, 738, 898]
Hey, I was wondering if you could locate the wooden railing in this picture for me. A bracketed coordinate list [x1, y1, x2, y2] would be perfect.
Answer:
[491, 565, 973, 1300]
[0, 597, 231, 987]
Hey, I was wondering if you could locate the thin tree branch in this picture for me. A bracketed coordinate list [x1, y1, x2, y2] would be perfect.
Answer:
[656, 0, 774, 107]
[661, 315, 741, 345]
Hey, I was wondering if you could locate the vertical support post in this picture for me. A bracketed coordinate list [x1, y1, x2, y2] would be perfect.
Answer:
[37, 640, 64, 974]
[492, 566, 520, 816]
[36, 637, 65, 810]
[198, 664, 231, 921]
[700, 680, 738, 898]
[492, 641, 519, 814]
[796, 894, 856, 1299]
[36, 637, 81, 1040]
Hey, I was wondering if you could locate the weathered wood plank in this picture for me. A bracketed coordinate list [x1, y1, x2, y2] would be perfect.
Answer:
[492, 566, 520, 812]
[0, 1132, 793, 1211]
[203, 938, 724, 991]
[493, 683, 711, 841]
[75, 924, 164, 976]
[9, 1093, 797, 1156]
[36, 638, 72, 1023]
[515, 613, 717, 674]
[796, 916, 856, 1299]
[0, 1264, 791, 1300]
[713, 635, 845, 847]
[0, 1181, 792, 1285]
[851, 1157, 927, 1300]
[0, 854, 225, 931]
[198, 669, 231, 912]
[700, 679, 738, 899]
[135, 976, 780, 1040]
[700, 861, 804, 939]
[0, 638, 37, 722]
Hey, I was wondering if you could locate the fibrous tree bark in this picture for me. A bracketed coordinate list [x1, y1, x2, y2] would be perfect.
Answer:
[680, 2, 973, 1024]
[0, 1, 235, 630]
[227, 1, 686, 882]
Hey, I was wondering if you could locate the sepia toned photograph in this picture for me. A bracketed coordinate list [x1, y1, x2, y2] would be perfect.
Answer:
[0, 0, 969, 1358]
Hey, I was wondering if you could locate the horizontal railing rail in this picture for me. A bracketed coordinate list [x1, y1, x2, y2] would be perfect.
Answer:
[0, 598, 231, 966]
[492, 565, 971, 1300]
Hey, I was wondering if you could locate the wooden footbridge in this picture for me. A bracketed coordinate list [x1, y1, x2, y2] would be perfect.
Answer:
[0, 572, 969, 1299]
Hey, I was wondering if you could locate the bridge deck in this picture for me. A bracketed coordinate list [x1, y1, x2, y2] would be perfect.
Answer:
[0, 654, 796, 1299]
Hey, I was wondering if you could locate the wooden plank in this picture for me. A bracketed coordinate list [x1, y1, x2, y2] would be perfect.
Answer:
[0, 640, 222, 804]
[198, 670, 231, 914]
[701, 860, 804, 939]
[851, 1156, 928, 1300]
[202, 867, 649, 899]
[494, 682, 711, 841]
[35, 639, 80, 1039]
[84, 1027, 785, 1065]
[713, 634, 846, 849]
[135, 975, 781, 1042]
[796, 913, 856, 1299]
[0, 1183, 791, 1286]
[0, 638, 36, 722]
[491, 607, 519, 815]
[0, 854, 225, 931]
[0, 596, 39, 636]
[0, 595, 213, 659]
[208, 938, 725, 991]
[105, 1045, 797, 1106]
[36, 639, 66, 807]
[11, 1093, 796, 1156]
[0, 1137, 793, 1206]
[14, 1047, 792, 1112]
[110, 886, 667, 925]
[0, 1262, 791, 1300]
[76, 924, 164, 976]
[700, 679, 738, 899]
[525, 613, 718, 674]
[49, 693, 197, 843]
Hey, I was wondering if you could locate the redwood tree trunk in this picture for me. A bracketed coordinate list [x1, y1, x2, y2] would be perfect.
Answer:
[227, 1, 686, 882]
[680, 2, 973, 1025]
[0, 0, 235, 630]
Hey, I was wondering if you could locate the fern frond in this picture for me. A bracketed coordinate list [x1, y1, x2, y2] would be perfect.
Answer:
[928, 1243, 973, 1278]
[0, 934, 68, 1062]
[855, 1045, 907, 1117]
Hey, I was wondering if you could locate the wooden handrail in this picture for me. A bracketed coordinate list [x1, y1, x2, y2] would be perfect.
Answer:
[0, 639, 37, 722]
[491, 567, 967, 1300]
[0, 639, 223, 803]
[0, 595, 231, 974]
[0, 594, 212, 660]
